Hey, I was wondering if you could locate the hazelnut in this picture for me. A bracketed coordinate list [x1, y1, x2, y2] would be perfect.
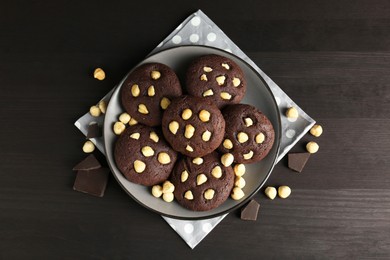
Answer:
[149, 131, 159, 143]
[232, 77, 241, 87]
[113, 121, 126, 135]
[211, 166, 222, 178]
[310, 124, 323, 137]
[93, 68, 105, 80]
[162, 181, 175, 193]
[278, 186, 291, 199]
[216, 75, 226, 85]
[231, 187, 245, 200]
[98, 100, 107, 114]
[223, 139, 233, 149]
[306, 141, 319, 153]
[192, 157, 203, 165]
[130, 133, 140, 140]
[237, 132, 249, 143]
[233, 164, 246, 177]
[196, 174, 208, 186]
[234, 176, 246, 188]
[182, 108, 193, 120]
[200, 74, 208, 81]
[202, 130, 212, 142]
[264, 186, 277, 200]
[220, 92, 232, 100]
[198, 110, 211, 122]
[181, 170, 189, 182]
[160, 97, 171, 110]
[158, 152, 171, 165]
[82, 140, 95, 153]
[286, 107, 299, 119]
[244, 117, 253, 127]
[133, 160, 146, 173]
[168, 121, 179, 135]
[162, 192, 174, 202]
[255, 133, 265, 144]
[221, 63, 230, 70]
[89, 105, 101, 117]
[243, 150, 254, 160]
[221, 153, 234, 167]
[138, 104, 149, 114]
[151, 185, 163, 198]
[128, 117, 138, 126]
[185, 145, 194, 152]
[131, 84, 140, 97]
[141, 146, 154, 157]
[147, 85, 155, 96]
[184, 190, 194, 200]
[150, 70, 161, 80]
[119, 112, 131, 124]
[203, 89, 214, 97]
[184, 124, 195, 139]
[203, 66, 213, 72]
[204, 189, 215, 200]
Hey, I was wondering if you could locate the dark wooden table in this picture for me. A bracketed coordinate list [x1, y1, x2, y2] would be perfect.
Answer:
[1, 0, 389, 258]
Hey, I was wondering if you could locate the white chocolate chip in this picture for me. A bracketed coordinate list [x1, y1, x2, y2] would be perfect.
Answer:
[181, 170, 189, 182]
[198, 110, 211, 122]
[160, 97, 171, 110]
[113, 121, 126, 135]
[151, 185, 163, 198]
[98, 100, 107, 114]
[221, 63, 230, 70]
[244, 117, 253, 127]
[264, 186, 277, 200]
[185, 145, 194, 152]
[203, 89, 214, 97]
[162, 192, 174, 202]
[221, 153, 234, 167]
[232, 77, 241, 87]
[128, 117, 138, 126]
[133, 160, 146, 173]
[310, 124, 323, 137]
[243, 150, 254, 160]
[200, 74, 208, 81]
[182, 108, 193, 120]
[306, 141, 319, 153]
[278, 186, 291, 199]
[184, 124, 195, 139]
[192, 157, 203, 165]
[162, 181, 175, 193]
[234, 176, 246, 188]
[89, 105, 101, 117]
[141, 146, 154, 157]
[216, 75, 226, 85]
[223, 139, 233, 150]
[233, 164, 246, 177]
[231, 187, 245, 200]
[149, 131, 159, 143]
[150, 70, 161, 80]
[131, 84, 140, 97]
[286, 107, 299, 119]
[82, 140, 95, 153]
[220, 92, 232, 100]
[237, 132, 249, 143]
[138, 104, 149, 114]
[119, 112, 131, 124]
[203, 66, 213, 72]
[204, 189, 215, 200]
[255, 133, 265, 144]
[211, 166, 222, 178]
[130, 133, 140, 140]
[202, 130, 212, 142]
[196, 174, 208, 186]
[147, 85, 155, 96]
[184, 190, 194, 200]
[168, 121, 179, 135]
[158, 152, 171, 165]
[93, 68, 105, 80]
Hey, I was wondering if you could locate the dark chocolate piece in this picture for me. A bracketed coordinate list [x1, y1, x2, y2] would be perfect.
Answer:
[73, 168, 110, 197]
[87, 123, 102, 138]
[73, 154, 101, 171]
[288, 152, 311, 173]
[240, 199, 260, 221]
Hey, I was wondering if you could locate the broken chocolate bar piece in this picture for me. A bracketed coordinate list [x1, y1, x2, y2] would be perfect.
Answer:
[73, 168, 110, 197]
[86, 123, 102, 138]
[73, 154, 101, 171]
[288, 152, 311, 173]
[240, 199, 260, 221]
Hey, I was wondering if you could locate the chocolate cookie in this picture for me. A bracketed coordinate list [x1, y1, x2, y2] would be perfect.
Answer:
[218, 104, 275, 164]
[114, 124, 178, 186]
[162, 95, 225, 158]
[121, 63, 182, 127]
[170, 152, 235, 211]
[185, 54, 246, 108]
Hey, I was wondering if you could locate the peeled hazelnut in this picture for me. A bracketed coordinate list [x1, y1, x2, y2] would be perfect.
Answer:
[82, 140, 95, 153]
[133, 160, 146, 173]
[182, 108, 193, 120]
[216, 75, 226, 85]
[131, 84, 140, 97]
[158, 152, 171, 165]
[141, 146, 154, 157]
[237, 132, 249, 143]
[130, 133, 140, 140]
[223, 139, 233, 149]
[181, 170, 189, 182]
[129, 117, 138, 126]
[278, 186, 291, 199]
[200, 74, 208, 81]
[243, 150, 254, 160]
[198, 110, 211, 122]
[162, 192, 174, 202]
[221, 153, 234, 167]
[168, 121, 179, 135]
[151, 185, 163, 198]
[221, 63, 230, 70]
[138, 104, 149, 114]
[244, 117, 253, 127]
[306, 141, 319, 153]
[160, 97, 171, 110]
[204, 189, 215, 200]
[265, 186, 277, 200]
[203, 66, 213, 72]
[150, 70, 161, 80]
[113, 121, 126, 135]
[233, 164, 246, 177]
[231, 187, 245, 200]
[286, 107, 299, 119]
[202, 130, 212, 142]
[119, 112, 131, 124]
[192, 157, 203, 165]
[186, 145, 194, 152]
[232, 77, 241, 87]
[196, 174, 208, 186]
[255, 133, 265, 144]
[310, 124, 323, 137]
[147, 85, 155, 96]
[98, 100, 107, 114]
[162, 181, 175, 193]
[211, 166, 222, 178]
[234, 176, 246, 188]
[93, 68, 105, 80]
[89, 105, 101, 117]
[184, 124, 195, 139]
[184, 190, 194, 200]
[149, 131, 159, 143]
[203, 89, 214, 97]
[220, 92, 232, 100]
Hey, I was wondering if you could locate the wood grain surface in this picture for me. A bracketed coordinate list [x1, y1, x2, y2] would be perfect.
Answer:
[1, 0, 389, 258]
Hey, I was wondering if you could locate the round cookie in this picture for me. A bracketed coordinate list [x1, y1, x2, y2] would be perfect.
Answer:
[114, 124, 178, 186]
[170, 152, 235, 211]
[185, 54, 246, 109]
[218, 104, 275, 164]
[121, 63, 182, 127]
[162, 95, 226, 158]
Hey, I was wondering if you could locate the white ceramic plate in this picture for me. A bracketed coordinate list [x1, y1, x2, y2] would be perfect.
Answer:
[104, 46, 281, 220]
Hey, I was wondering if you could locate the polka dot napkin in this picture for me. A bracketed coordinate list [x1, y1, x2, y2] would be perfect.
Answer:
[74, 10, 315, 249]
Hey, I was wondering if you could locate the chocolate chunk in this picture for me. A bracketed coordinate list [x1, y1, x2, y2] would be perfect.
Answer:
[73, 168, 110, 197]
[288, 152, 311, 173]
[73, 154, 101, 171]
[240, 199, 260, 221]
[87, 123, 102, 138]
